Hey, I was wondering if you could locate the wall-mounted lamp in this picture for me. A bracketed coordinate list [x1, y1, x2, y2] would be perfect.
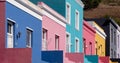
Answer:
[16, 31, 21, 39]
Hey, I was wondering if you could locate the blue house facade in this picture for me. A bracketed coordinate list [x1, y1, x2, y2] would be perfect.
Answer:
[5, 0, 46, 63]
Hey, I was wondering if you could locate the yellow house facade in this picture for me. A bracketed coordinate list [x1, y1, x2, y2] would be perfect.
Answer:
[94, 22, 106, 56]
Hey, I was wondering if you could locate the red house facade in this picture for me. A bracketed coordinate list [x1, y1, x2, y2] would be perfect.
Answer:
[83, 21, 96, 55]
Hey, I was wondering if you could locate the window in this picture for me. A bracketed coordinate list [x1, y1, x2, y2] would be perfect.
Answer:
[118, 54, 119, 58]
[96, 41, 98, 55]
[114, 51, 116, 58]
[83, 38, 86, 54]
[100, 45, 102, 55]
[55, 35, 59, 50]
[66, 3, 71, 24]
[89, 42, 92, 55]
[75, 37, 79, 52]
[26, 28, 32, 48]
[75, 10, 79, 30]
[7, 21, 14, 48]
[114, 31, 116, 45]
[42, 28, 48, 50]
[118, 35, 120, 48]
[111, 49, 113, 58]
[8, 22, 13, 34]
[111, 29, 113, 43]
[66, 32, 71, 52]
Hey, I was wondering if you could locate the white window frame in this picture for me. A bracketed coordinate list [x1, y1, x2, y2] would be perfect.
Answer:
[66, 32, 71, 52]
[83, 38, 86, 54]
[55, 35, 59, 50]
[75, 37, 79, 52]
[26, 27, 33, 48]
[7, 19, 15, 48]
[42, 28, 48, 50]
[66, 2, 71, 24]
[75, 10, 79, 30]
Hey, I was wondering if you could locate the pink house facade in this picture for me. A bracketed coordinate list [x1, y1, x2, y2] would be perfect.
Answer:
[83, 21, 96, 55]
[39, 2, 67, 63]
[42, 16, 66, 51]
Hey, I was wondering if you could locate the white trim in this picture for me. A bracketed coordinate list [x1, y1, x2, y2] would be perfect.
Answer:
[75, 0, 84, 8]
[7, 18, 16, 23]
[6, 0, 42, 20]
[7, 0, 66, 27]
[66, 2, 71, 24]
[55, 35, 59, 50]
[26, 27, 33, 31]
[42, 9, 66, 27]
[95, 27, 106, 39]
[66, 32, 71, 52]
[75, 37, 79, 52]
[26, 27, 33, 48]
[94, 22, 106, 38]
[75, 9, 79, 30]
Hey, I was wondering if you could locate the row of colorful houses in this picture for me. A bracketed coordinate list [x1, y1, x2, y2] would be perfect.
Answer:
[0, 0, 120, 63]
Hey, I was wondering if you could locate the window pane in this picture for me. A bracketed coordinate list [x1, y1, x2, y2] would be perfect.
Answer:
[75, 39, 79, 52]
[66, 34, 70, 52]
[75, 11, 79, 30]
[42, 29, 47, 50]
[55, 35, 59, 50]
[8, 23, 12, 34]
[26, 29, 32, 48]
[66, 4, 70, 23]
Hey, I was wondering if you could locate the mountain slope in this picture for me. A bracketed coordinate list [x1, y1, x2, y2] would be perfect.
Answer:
[84, 2, 120, 25]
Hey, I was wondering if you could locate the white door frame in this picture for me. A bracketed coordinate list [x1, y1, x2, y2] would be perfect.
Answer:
[7, 21, 14, 48]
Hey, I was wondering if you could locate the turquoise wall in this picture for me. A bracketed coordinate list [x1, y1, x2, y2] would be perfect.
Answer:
[66, 0, 83, 52]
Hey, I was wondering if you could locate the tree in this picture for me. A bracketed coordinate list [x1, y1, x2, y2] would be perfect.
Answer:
[82, 0, 101, 10]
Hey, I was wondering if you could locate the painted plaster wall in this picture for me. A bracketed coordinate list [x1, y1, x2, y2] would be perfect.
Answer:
[38, 0, 84, 62]
[0, 1, 5, 49]
[110, 23, 117, 58]
[84, 55, 98, 63]
[42, 16, 66, 51]
[6, 2, 44, 63]
[99, 56, 109, 63]
[42, 16, 66, 63]
[95, 33, 105, 56]
[116, 29, 120, 58]
[3, 48, 32, 63]
[30, 0, 84, 53]
[83, 21, 96, 55]
[66, 0, 83, 52]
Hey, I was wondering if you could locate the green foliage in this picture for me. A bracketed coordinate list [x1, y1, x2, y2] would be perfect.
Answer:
[113, 17, 120, 26]
[82, 0, 101, 10]
[103, 14, 111, 19]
